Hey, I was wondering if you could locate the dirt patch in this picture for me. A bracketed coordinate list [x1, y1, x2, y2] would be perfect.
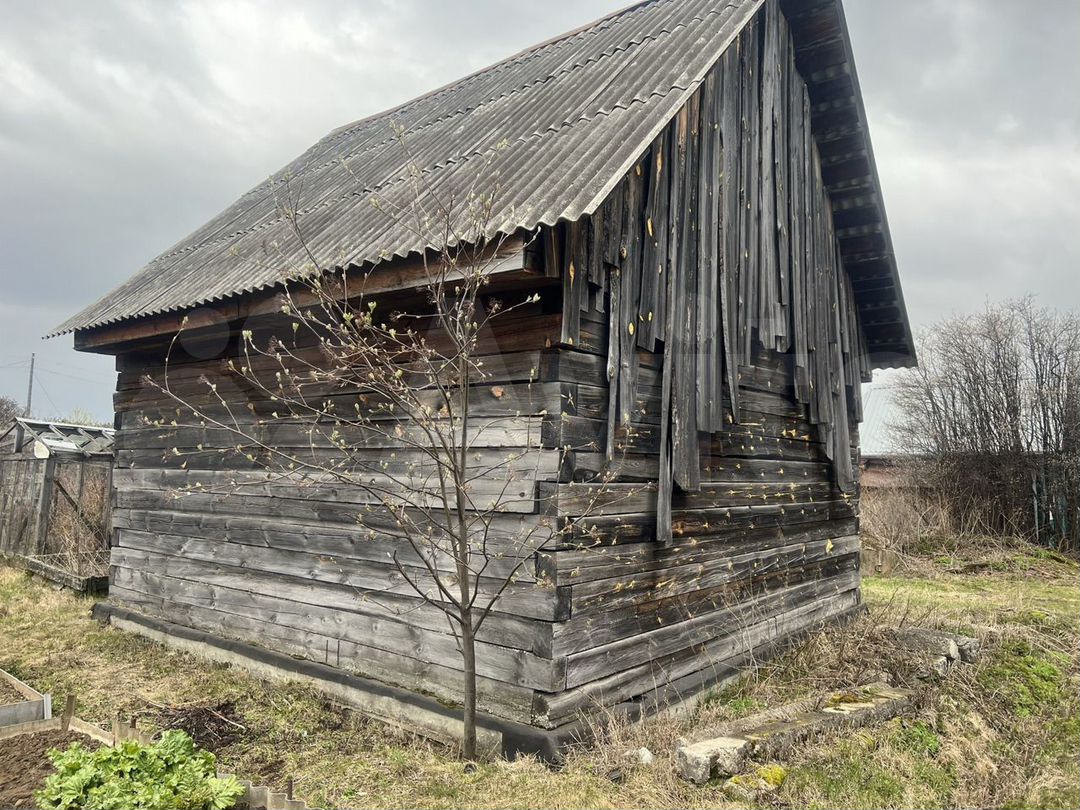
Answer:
[0, 677, 27, 706]
[0, 730, 100, 808]
[137, 699, 247, 751]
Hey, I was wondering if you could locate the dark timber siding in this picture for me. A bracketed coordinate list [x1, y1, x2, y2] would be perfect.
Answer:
[104, 0, 868, 731]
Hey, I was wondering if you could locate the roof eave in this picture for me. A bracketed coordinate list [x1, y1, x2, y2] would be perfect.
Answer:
[783, 0, 916, 369]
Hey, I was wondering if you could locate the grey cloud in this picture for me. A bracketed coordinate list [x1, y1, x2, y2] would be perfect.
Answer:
[845, 0, 1080, 328]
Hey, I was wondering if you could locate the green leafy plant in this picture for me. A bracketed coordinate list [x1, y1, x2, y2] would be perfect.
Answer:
[36, 729, 244, 810]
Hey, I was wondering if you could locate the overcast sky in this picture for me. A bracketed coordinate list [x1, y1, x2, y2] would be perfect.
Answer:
[1, 0, 1077, 422]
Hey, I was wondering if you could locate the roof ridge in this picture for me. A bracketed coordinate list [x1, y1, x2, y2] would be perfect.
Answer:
[323, 0, 667, 144]
[233, 7, 705, 207]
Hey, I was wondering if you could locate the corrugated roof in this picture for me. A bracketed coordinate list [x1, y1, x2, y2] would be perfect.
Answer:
[52, 0, 764, 336]
[0, 417, 115, 458]
[53, 0, 914, 370]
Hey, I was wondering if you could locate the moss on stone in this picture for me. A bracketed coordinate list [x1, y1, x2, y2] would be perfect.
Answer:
[726, 764, 788, 798]
[756, 763, 787, 788]
[825, 691, 864, 707]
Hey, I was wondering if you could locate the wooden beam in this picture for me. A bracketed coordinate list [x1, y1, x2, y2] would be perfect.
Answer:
[74, 239, 531, 354]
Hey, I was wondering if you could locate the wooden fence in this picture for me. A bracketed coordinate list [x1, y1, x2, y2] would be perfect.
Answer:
[0, 452, 112, 592]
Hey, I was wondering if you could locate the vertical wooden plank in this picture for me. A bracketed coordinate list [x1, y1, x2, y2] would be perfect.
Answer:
[617, 163, 644, 426]
[602, 181, 625, 267]
[543, 225, 561, 279]
[721, 44, 742, 421]
[638, 137, 661, 350]
[560, 221, 583, 346]
[102, 463, 115, 550]
[673, 90, 701, 492]
[742, 18, 760, 364]
[758, 0, 778, 352]
[587, 208, 605, 288]
[657, 106, 690, 544]
[801, 84, 816, 405]
[773, 9, 791, 353]
[653, 126, 672, 349]
[605, 266, 622, 460]
[790, 65, 809, 403]
[697, 71, 717, 434]
[636, 146, 655, 352]
[574, 219, 590, 315]
[33, 457, 56, 556]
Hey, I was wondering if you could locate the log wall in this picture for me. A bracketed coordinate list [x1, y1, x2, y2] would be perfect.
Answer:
[103, 0, 869, 733]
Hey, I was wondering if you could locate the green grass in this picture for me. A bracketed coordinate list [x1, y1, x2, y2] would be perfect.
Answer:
[978, 640, 1068, 718]
[1, 540, 1077, 809]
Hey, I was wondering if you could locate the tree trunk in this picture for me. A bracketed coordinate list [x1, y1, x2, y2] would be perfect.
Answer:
[460, 611, 478, 760]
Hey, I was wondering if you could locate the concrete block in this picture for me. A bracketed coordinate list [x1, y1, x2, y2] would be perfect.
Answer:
[896, 628, 960, 661]
[956, 637, 980, 663]
[676, 736, 750, 784]
[676, 683, 912, 785]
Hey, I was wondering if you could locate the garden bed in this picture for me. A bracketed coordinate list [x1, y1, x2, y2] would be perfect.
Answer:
[0, 709, 309, 810]
[0, 729, 100, 808]
[0, 678, 23, 707]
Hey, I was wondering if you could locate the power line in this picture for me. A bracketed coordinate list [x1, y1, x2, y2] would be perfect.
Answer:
[33, 376, 61, 418]
[37, 367, 102, 385]
[48, 358, 109, 372]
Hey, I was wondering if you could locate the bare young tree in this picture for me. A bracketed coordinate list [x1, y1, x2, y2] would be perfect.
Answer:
[141, 141, 636, 759]
[891, 298, 1080, 550]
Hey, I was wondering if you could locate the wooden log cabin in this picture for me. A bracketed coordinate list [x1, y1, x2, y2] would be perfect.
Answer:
[53, 0, 914, 756]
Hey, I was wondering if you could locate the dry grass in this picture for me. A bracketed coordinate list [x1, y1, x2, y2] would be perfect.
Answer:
[0, 540, 1076, 809]
[777, 548, 1079, 810]
[37, 461, 110, 577]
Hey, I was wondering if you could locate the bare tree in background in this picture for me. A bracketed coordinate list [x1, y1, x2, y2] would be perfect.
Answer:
[144, 141, 636, 760]
[892, 298, 1079, 551]
[0, 396, 19, 426]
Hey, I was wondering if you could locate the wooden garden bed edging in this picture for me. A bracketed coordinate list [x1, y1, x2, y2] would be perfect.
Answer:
[0, 550, 109, 595]
[21, 553, 109, 595]
[0, 669, 52, 729]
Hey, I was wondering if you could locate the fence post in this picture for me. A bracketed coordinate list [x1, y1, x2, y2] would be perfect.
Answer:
[103, 463, 114, 550]
[33, 456, 57, 556]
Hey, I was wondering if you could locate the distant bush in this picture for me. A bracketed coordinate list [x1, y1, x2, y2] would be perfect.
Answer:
[0, 395, 19, 425]
[892, 298, 1079, 552]
[36, 729, 243, 810]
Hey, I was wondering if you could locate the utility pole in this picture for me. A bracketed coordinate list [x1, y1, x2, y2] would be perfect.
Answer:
[24, 352, 34, 417]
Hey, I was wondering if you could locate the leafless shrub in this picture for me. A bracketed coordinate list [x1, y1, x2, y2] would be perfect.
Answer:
[891, 298, 1080, 553]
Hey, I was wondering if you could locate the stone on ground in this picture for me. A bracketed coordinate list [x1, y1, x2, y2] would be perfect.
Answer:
[895, 627, 981, 677]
